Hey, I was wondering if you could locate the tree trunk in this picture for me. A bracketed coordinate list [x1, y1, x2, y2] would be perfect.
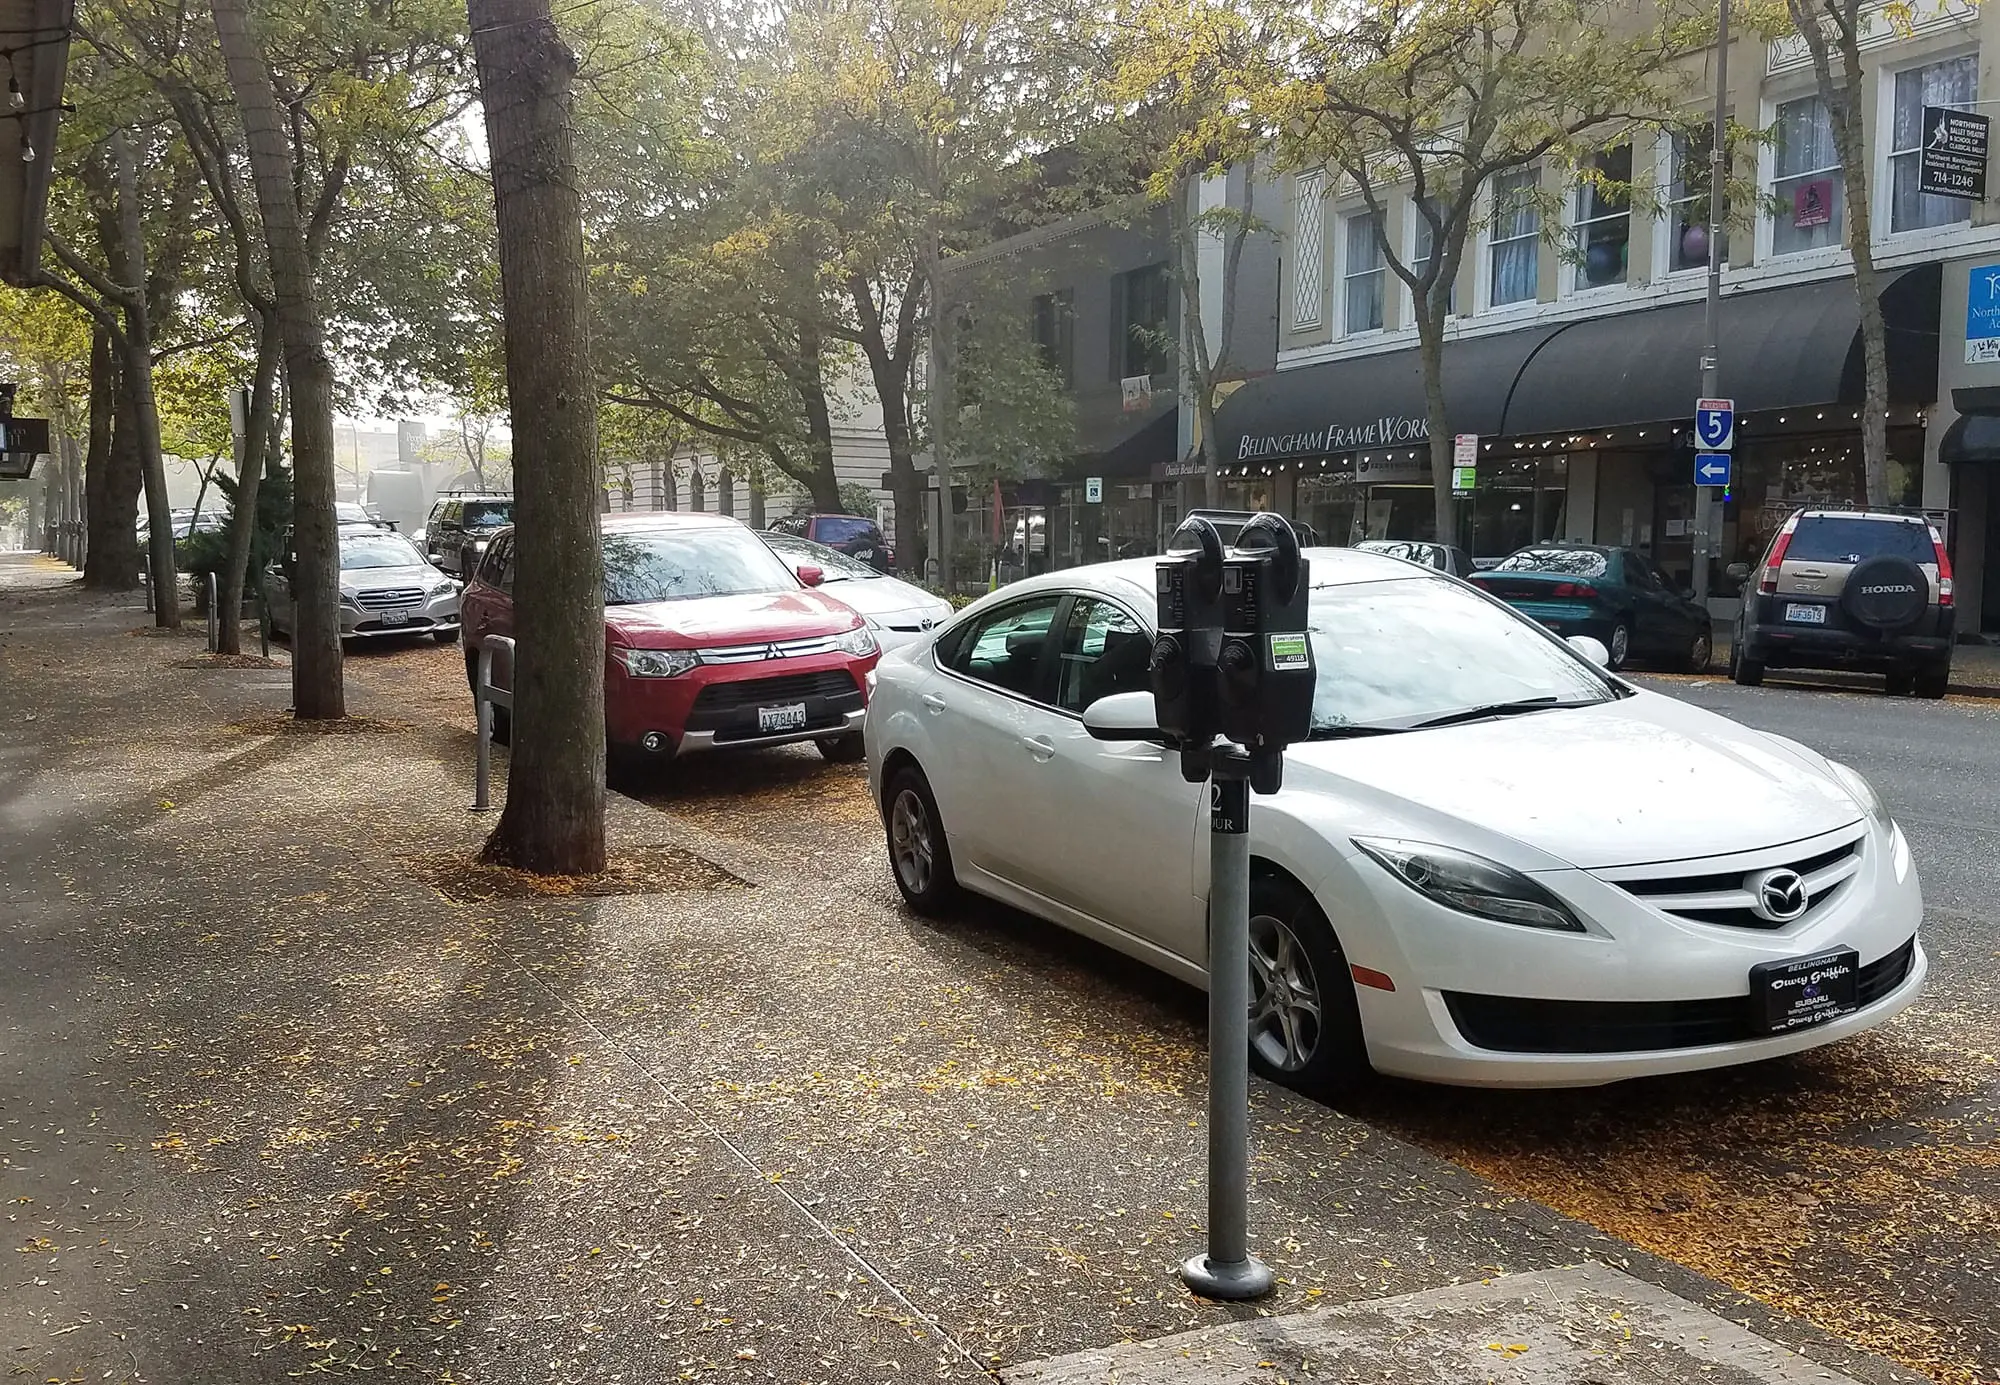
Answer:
[1169, 181, 1224, 509]
[211, 0, 344, 717]
[81, 328, 133, 587]
[217, 314, 281, 654]
[795, 324, 843, 513]
[847, 275, 925, 575]
[1417, 310, 1454, 544]
[469, 0, 607, 876]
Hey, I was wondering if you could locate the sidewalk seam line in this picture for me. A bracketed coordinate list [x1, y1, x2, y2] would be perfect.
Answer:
[490, 941, 993, 1378]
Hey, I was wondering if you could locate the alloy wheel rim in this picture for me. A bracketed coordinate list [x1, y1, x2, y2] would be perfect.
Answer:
[1693, 632, 1711, 665]
[890, 789, 934, 895]
[1248, 913, 1323, 1073]
[1611, 625, 1630, 664]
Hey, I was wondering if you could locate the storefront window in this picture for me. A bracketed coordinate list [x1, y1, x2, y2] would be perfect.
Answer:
[1469, 456, 1567, 559]
[1707, 427, 1925, 595]
[1296, 472, 1361, 545]
[1773, 95, 1844, 256]
[1890, 56, 1978, 233]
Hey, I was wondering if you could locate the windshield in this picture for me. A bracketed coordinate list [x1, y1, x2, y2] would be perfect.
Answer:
[464, 501, 513, 528]
[811, 515, 878, 544]
[1787, 516, 1935, 564]
[340, 534, 426, 570]
[604, 526, 800, 604]
[767, 534, 880, 580]
[1490, 547, 1610, 577]
[1308, 576, 1613, 732]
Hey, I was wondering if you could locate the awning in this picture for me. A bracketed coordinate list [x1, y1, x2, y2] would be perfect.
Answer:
[1214, 325, 1565, 464]
[1503, 264, 1940, 435]
[1083, 406, 1176, 479]
[1214, 265, 1941, 462]
[1939, 412, 2000, 464]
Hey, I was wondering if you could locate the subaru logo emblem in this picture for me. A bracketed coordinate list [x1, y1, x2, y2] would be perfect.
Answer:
[1750, 867, 1810, 923]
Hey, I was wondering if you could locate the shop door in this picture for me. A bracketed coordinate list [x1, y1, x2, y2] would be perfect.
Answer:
[1986, 471, 2000, 633]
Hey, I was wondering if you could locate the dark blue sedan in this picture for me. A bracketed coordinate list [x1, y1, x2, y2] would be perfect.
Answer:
[1467, 543, 1712, 671]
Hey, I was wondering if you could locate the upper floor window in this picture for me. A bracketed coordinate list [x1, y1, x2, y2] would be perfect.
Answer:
[1031, 289, 1075, 388]
[1772, 94, 1843, 256]
[1890, 55, 1978, 233]
[1574, 145, 1631, 290]
[1118, 262, 1173, 381]
[1292, 172, 1326, 329]
[1489, 169, 1541, 306]
[1344, 211, 1386, 333]
[1411, 196, 1456, 316]
[1667, 124, 1725, 273]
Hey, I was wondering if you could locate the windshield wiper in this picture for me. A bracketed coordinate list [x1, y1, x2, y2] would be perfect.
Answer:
[1407, 696, 1596, 730]
[1305, 724, 1413, 740]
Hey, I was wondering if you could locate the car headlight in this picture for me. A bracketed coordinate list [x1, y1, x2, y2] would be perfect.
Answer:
[1352, 837, 1585, 932]
[862, 614, 883, 631]
[426, 578, 458, 597]
[1829, 761, 1892, 833]
[339, 589, 360, 608]
[835, 625, 878, 657]
[614, 647, 700, 678]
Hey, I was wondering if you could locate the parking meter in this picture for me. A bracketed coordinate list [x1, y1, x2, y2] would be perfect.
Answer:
[1217, 512, 1315, 794]
[1151, 516, 1228, 783]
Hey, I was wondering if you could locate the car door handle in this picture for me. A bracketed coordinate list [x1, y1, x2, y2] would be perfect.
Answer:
[921, 693, 947, 713]
[1021, 735, 1056, 760]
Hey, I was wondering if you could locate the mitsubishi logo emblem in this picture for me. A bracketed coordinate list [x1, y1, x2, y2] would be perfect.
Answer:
[1750, 867, 1810, 923]
[765, 644, 784, 660]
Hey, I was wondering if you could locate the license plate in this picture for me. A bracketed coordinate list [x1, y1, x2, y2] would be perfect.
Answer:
[1750, 947, 1859, 1035]
[1784, 602, 1826, 625]
[758, 702, 808, 733]
[378, 610, 408, 626]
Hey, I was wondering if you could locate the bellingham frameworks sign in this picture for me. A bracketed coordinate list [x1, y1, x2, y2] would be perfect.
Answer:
[1237, 413, 1430, 461]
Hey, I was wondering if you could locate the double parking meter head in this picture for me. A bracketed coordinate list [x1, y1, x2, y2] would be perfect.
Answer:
[1151, 513, 1315, 790]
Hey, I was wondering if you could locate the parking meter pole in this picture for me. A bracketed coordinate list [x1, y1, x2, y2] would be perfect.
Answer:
[1180, 750, 1274, 1302]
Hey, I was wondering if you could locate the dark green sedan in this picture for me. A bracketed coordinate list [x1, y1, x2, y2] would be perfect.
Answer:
[1467, 543, 1712, 672]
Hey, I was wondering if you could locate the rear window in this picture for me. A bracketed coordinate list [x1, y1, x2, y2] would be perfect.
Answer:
[1489, 548, 1610, 578]
[1786, 517, 1935, 564]
[463, 501, 514, 528]
[811, 516, 878, 544]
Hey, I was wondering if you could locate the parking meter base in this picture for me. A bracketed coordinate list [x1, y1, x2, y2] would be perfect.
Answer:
[1179, 1251, 1275, 1302]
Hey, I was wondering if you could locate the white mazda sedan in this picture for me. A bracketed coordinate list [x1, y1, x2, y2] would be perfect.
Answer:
[864, 549, 1925, 1092]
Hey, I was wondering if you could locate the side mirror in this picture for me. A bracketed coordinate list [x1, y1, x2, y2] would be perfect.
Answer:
[1567, 634, 1611, 668]
[1725, 562, 1750, 582]
[797, 564, 825, 587]
[1083, 690, 1163, 742]
[1680, 586, 1698, 601]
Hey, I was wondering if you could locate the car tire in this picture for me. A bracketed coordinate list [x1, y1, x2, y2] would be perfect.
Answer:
[1684, 627, 1712, 673]
[1885, 669, 1915, 697]
[817, 731, 866, 764]
[1915, 665, 1950, 700]
[1731, 642, 1764, 687]
[433, 628, 459, 644]
[1247, 872, 1369, 1099]
[885, 765, 958, 915]
[1606, 620, 1633, 671]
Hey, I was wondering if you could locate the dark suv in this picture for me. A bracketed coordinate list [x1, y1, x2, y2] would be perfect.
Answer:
[422, 494, 515, 579]
[1730, 508, 1954, 697]
[768, 512, 893, 572]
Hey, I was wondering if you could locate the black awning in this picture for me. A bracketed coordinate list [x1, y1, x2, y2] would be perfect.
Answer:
[1940, 411, 2000, 464]
[1084, 406, 1177, 479]
[1502, 264, 1941, 435]
[1214, 325, 1565, 464]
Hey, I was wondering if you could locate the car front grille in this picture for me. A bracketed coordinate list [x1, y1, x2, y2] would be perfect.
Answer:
[699, 633, 844, 664]
[1594, 832, 1865, 930]
[355, 587, 426, 611]
[1442, 938, 1916, 1054]
[691, 670, 858, 713]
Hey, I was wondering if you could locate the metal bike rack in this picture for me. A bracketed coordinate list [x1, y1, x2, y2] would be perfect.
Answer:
[205, 573, 219, 652]
[472, 633, 515, 812]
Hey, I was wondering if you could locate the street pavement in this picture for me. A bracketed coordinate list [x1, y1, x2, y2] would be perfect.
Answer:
[0, 555, 1989, 1385]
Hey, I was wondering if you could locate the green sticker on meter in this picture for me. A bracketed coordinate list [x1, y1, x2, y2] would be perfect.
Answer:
[1269, 633, 1310, 670]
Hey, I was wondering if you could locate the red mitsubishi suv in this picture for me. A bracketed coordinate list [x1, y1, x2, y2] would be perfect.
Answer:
[460, 512, 880, 769]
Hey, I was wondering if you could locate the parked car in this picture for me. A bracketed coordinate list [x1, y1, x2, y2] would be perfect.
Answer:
[1728, 508, 1954, 698]
[866, 549, 1922, 1094]
[760, 531, 953, 652]
[335, 501, 393, 531]
[422, 493, 515, 579]
[269, 529, 461, 643]
[1467, 542, 1710, 671]
[460, 512, 880, 770]
[768, 511, 894, 572]
[1354, 538, 1474, 578]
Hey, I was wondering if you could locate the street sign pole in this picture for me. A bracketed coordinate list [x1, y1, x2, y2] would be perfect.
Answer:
[1694, 0, 1729, 609]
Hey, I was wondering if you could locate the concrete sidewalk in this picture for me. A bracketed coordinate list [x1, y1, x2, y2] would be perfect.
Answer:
[0, 558, 1925, 1385]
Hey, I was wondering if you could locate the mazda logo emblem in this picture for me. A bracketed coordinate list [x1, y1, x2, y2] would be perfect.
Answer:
[1750, 867, 1810, 922]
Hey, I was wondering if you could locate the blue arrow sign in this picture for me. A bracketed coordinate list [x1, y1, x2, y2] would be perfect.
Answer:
[1694, 397, 1734, 451]
[1695, 451, 1732, 487]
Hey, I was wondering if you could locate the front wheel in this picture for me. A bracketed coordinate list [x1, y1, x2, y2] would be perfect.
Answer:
[1684, 627, 1713, 673]
[885, 766, 958, 915]
[1606, 620, 1633, 671]
[817, 731, 866, 763]
[1246, 873, 1369, 1099]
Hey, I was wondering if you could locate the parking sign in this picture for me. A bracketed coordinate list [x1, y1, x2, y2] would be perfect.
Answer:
[1694, 398, 1734, 451]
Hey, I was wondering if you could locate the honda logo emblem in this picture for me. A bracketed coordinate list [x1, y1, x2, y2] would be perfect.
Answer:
[1750, 867, 1810, 923]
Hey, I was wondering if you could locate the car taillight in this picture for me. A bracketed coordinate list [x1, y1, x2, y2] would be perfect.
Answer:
[1932, 528, 1954, 607]
[1758, 527, 1794, 594]
[1550, 582, 1598, 599]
